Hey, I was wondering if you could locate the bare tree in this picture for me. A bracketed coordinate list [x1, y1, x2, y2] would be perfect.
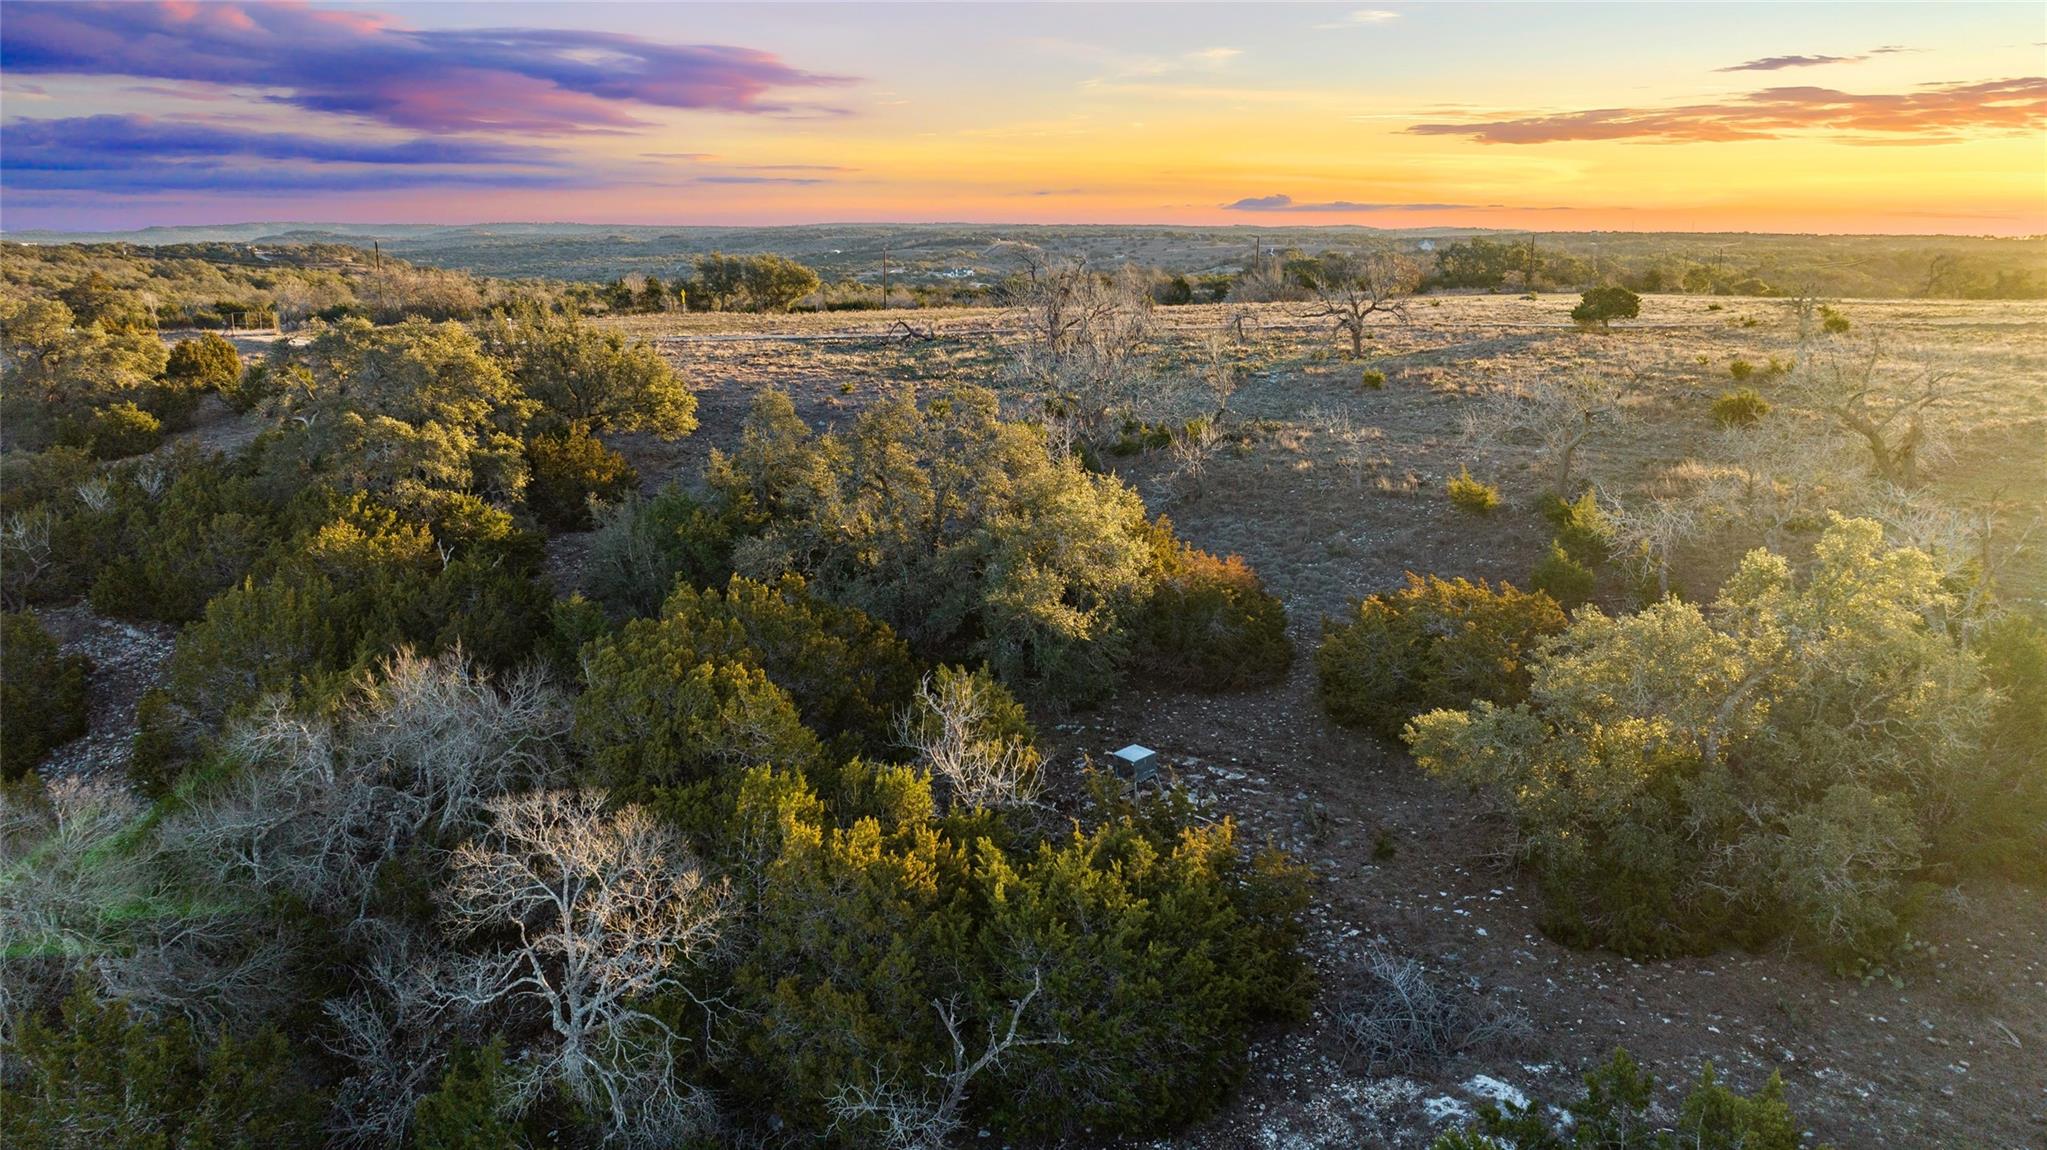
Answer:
[436, 790, 730, 1148]
[1300, 247, 1421, 359]
[1601, 495, 1699, 601]
[827, 970, 1064, 1150]
[0, 779, 291, 1039]
[1792, 339, 1973, 487]
[322, 938, 457, 1147]
[899, 671, 1042, 812]
[1196, 329, 1245, 422]
[1464, 374, 1632, 494]
[171, 649, 572, 935]
[1006, 251, 1155, 444]
[0, 507, 54, 609]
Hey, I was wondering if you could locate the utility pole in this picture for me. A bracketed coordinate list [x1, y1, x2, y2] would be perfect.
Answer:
[880, 242, 890, 311]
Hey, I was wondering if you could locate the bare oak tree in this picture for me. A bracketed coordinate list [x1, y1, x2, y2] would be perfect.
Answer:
[1299, 247, 1421, 359]
[1006, 251, 1155, 444]
[436, 790, 731, 1148]
[1793, 339, 1973, 487]
[172, 651, 570, 939]
[1464, 374, 1632, 494]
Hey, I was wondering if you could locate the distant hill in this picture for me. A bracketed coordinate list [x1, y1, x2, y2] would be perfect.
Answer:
[5, 222, 2040, 299]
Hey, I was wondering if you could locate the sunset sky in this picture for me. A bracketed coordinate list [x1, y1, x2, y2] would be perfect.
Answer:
[2, 1, 2043, 234]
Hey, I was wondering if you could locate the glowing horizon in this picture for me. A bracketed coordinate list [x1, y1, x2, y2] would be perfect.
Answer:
[2, 1, 2043, 235]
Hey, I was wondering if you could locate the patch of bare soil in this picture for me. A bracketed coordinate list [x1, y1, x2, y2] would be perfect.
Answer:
[33, 602, 176, 787]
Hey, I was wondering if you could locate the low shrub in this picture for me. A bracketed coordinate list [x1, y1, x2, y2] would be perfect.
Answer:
[1541, 489, 1614, 564]
[524, 424, 639, 532]
[1820, 305, 1851, 334]
[1436, 1047, 1810, 1150]
[659, 574, 919, 754]
[1712, 387, 1772, 428]
[163, 332, 244, 392]
[1334, 949, 1524, 1074]
[1570, 286, 1640, 328]
[1, 611, 92, 779]
[1316, 574, 1566, 740]
[1951, 613, 2047, 882]
[86, 402, 162, 460]
[585, 486, 734, 617]
[1361, 368, 1387, 389]
[1129, 521, 1293, 689]
[1, 985, 322, 1149]
[574, 615, 822, 812]
[1446, 467, 1500, 515]
[1728, 358, 1755, 381]
[1529, 539, 1596, 608]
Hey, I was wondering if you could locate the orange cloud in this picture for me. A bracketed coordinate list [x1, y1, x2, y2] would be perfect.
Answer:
[1408, 77, 2047, 144]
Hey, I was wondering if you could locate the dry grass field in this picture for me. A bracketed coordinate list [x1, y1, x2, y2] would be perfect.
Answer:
[575, 293, 2047, 1148]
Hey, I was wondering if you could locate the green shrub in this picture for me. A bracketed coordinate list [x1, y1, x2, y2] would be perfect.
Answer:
[1361, 368, 1387, 389]
[412, 1039, 522, 1150]
[1447, 467, 1501, 515]
[524, 423, 639, 532]
[1437, 1047, 1811, 1150]
[1317, 574, 1566, 740]
[129, 688, 196, 799]
[90, 451, 273, 624]
[86, 402, 162, 460]
[1529, 540, 1596, 608]
[1129, 520, 1293, 689]
[0, 984, 321, 1149]
[1727, 358, 1755, 381]
[659, 574, 919, 755]
[709, 384, 1154, 706]
[1570, 286, 1640, 328]
[1712, 387, 1772, 428]
[574, 616, 822, 811]
[1541, 489, 1614, 564]
[163, 332, 242, 391]
[1820, 306, 1850, 334]
[1952, 613, 2047, 881]
[1407, 518, 1999, 963]
[585, 486, 735, 617]
[217, 360, 275, 412]
[725, 768, 1312, 1143]
[1, 611, 92, 779]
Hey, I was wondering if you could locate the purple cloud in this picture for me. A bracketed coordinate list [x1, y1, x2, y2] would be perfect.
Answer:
[0, 2, 854, 134]
[1718, 54, 1863, 72]
[1, 114, 575, 195]
[1224, 194, 1478, 212]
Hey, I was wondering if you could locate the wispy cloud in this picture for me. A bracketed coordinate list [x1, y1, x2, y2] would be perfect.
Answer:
[1315, 9, 1401, 29]
[1407, 77, 2047, 144]
[0, 1, 854, 134]
[1223, 194, 1476, 212]
[1718, 54, 1864, 72]
[0, 114, 573, 194]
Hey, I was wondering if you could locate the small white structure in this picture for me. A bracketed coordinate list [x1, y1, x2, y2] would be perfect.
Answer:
[1109, 744, 1159, 785]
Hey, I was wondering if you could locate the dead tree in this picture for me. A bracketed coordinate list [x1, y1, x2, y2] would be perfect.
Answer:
[899, 671, 1042, 812]
[1299, 247, 1420, 359]
[437, 790, 730, 1147]
[1005, 251, 1154, 443]
[1464, 374, 1631, 494]
[1794, 339, 1972, 488]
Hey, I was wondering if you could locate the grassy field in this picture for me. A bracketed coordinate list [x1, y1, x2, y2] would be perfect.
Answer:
[577, 292, 2047, 1148]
